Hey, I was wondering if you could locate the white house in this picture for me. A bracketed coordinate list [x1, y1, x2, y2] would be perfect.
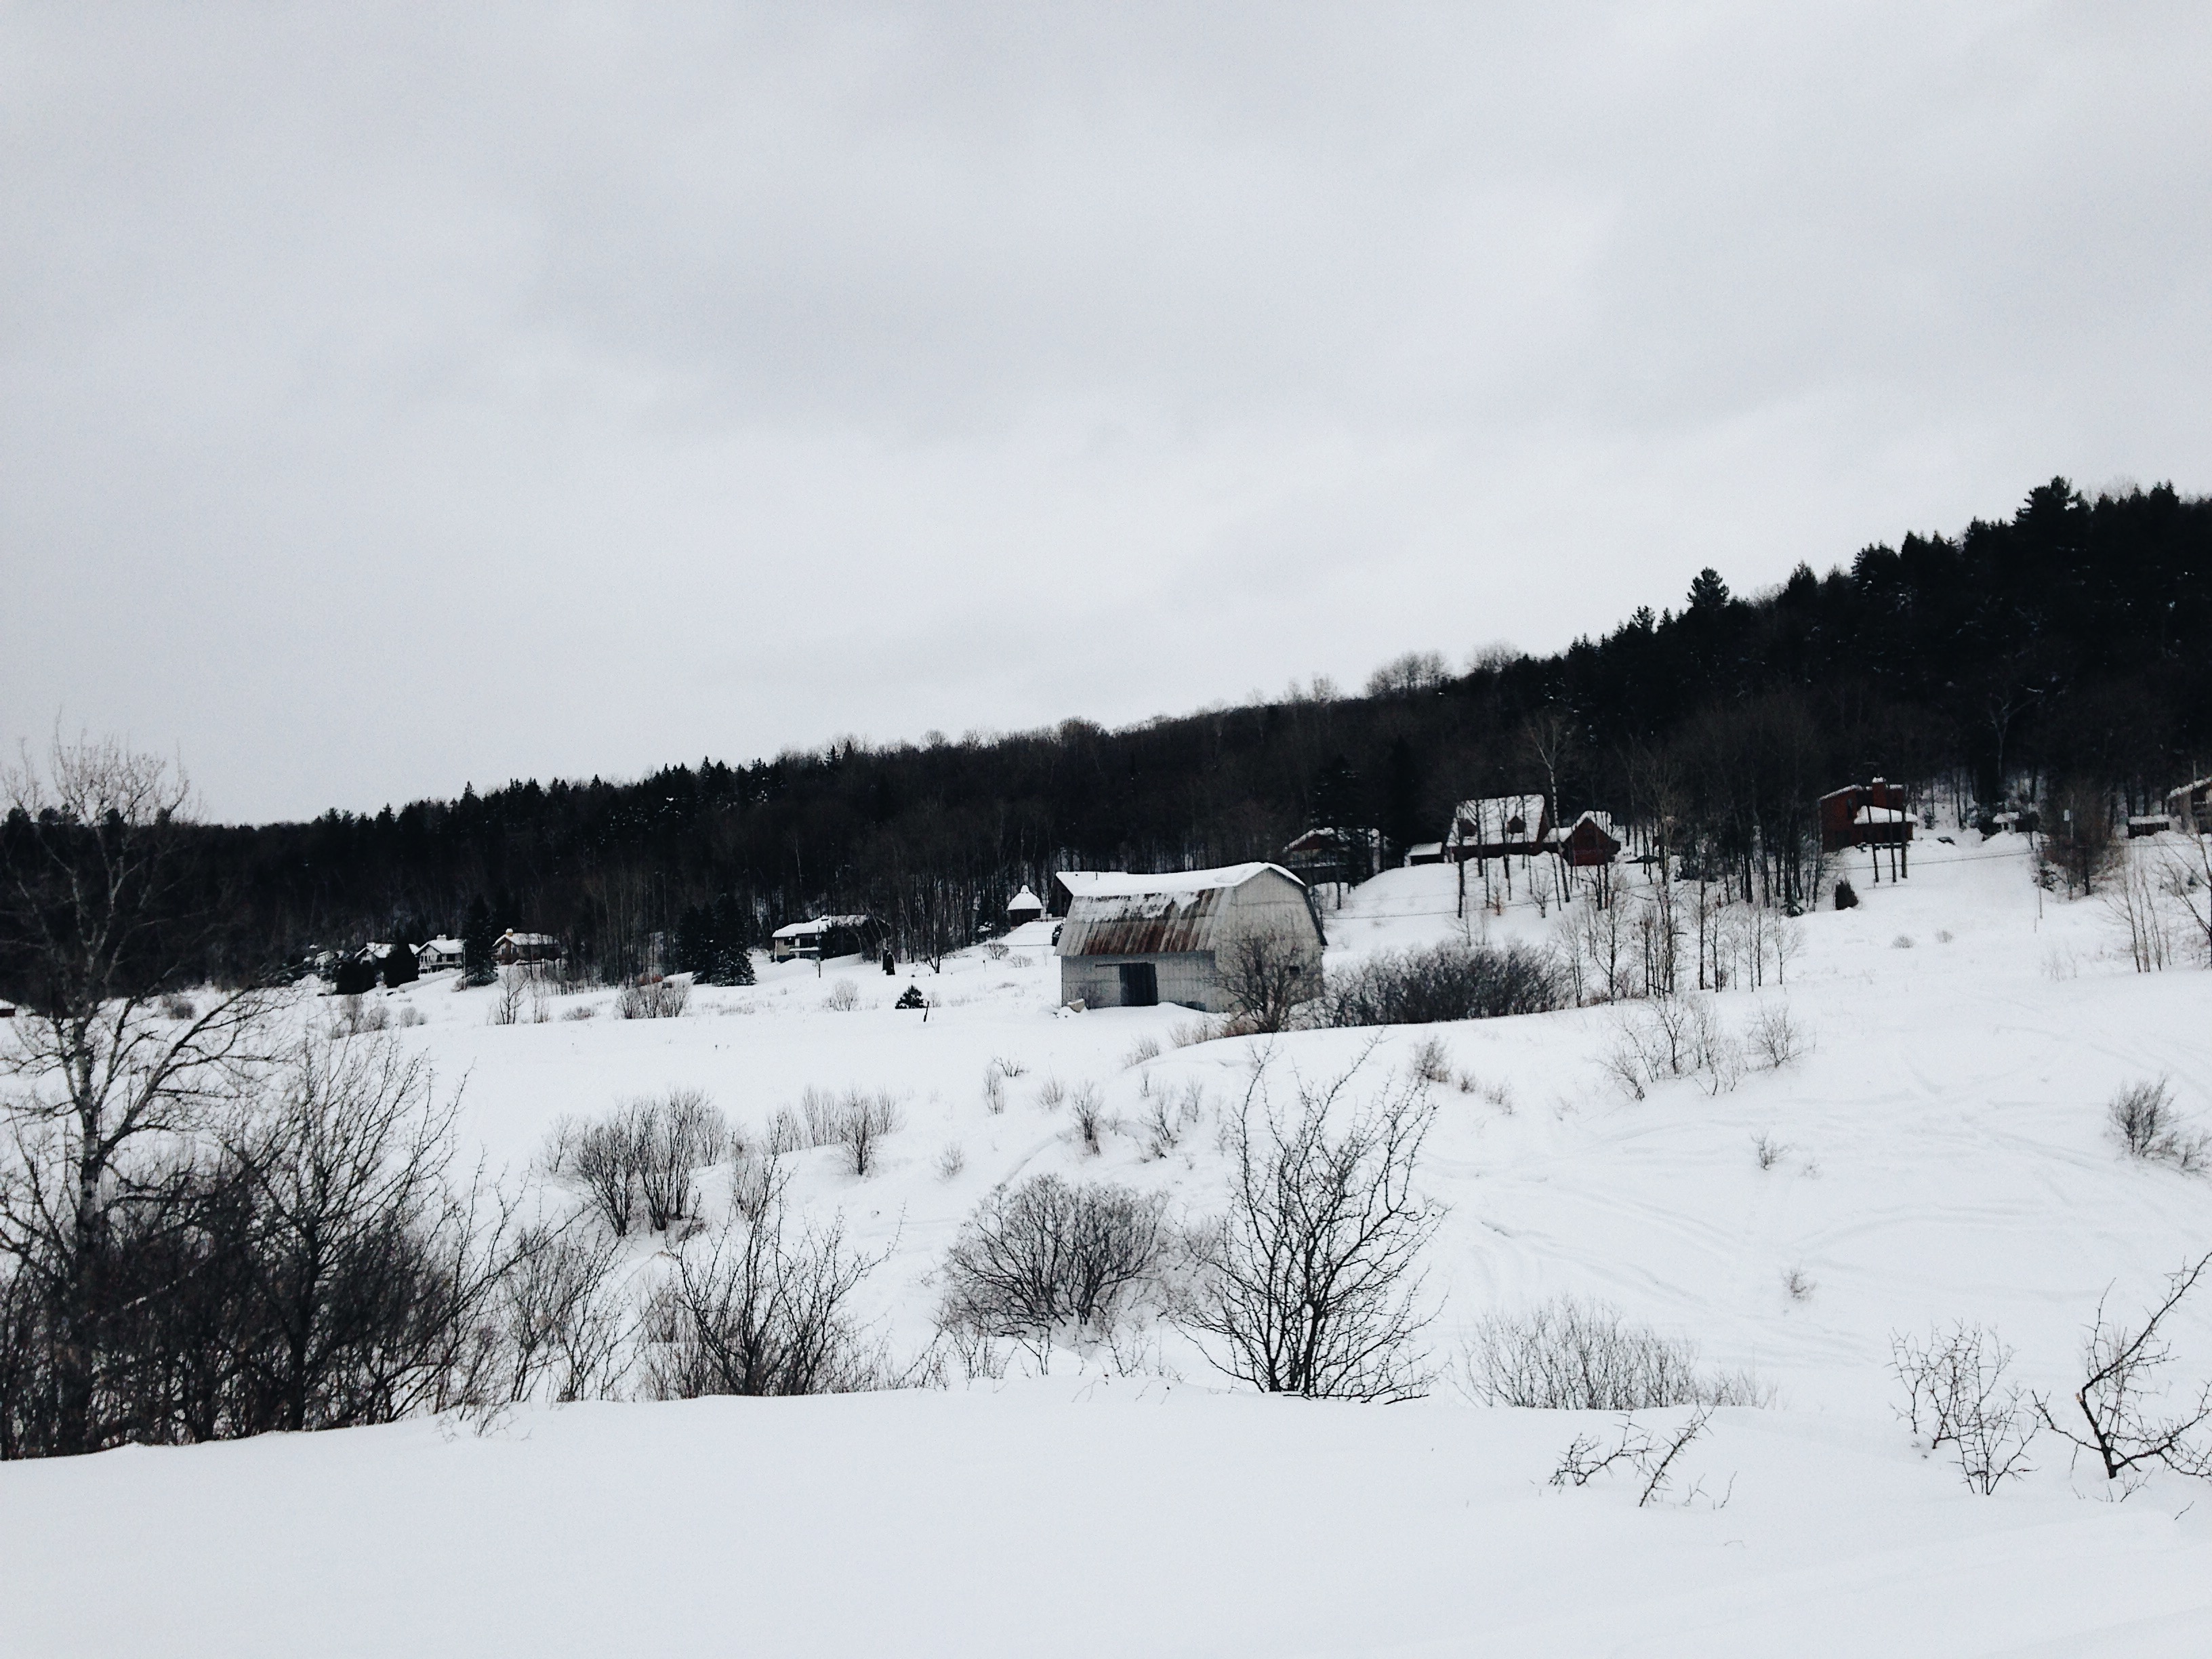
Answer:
[415, 937, 464, 974]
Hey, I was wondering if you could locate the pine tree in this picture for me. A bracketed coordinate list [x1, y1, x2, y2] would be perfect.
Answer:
[461, 895, 498, 986]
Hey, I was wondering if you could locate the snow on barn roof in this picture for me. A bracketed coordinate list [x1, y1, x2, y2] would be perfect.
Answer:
[1007, 885, 1044, 912]
[1449, 795, 1547, 848]
[1057, 864, 1309, 958]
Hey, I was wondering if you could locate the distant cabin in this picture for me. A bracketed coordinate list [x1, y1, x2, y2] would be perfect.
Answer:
[1280, 826, 1384, 888]
[2127, 815, 2169, 839]
[1402, 842, 1446, 867]
[1447, 795, 1549, 862]
[1818, 781, 1913, 851]
[1547, 811, 1622, 867]
[1006, 885, 1045, 927]
[2169, 775, 2212, 836]
[492, 930, 564, 967]
[769, 914, 882, 963]
[1055, 863, 1326, 1013]
[415, 937, 464, 974]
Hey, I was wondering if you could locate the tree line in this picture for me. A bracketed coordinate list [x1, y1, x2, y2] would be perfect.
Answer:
[6, 476, 2208, 985]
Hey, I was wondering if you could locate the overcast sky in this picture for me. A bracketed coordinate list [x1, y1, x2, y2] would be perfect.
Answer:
[4, 3, 2207, 822]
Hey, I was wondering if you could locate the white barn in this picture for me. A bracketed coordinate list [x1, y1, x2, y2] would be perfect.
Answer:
[1054, 863, 1326, 1012]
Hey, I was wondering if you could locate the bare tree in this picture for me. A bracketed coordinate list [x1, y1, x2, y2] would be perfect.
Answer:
[0, 737, 275, 1454]
[488, 1221, 628, 1406]
[800, 1086, 903, 1177]
[2035, 1252, 2212, 1487]
[1189, 1048, 1440, 1400]
[1218, 927, 1318, 1035]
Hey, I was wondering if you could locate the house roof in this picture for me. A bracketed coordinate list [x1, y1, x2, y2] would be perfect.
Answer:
[1545, 811, 1617, 844]
[1057, 863, 1308, 957]
[771, 914, 875, 939]
[1854, 805, 1909, 825]
[417, 937, 462, 956]
[1006, 885, 1044, 912]
[1449, 796, 1547, 847]
[497, 931, 558, 947]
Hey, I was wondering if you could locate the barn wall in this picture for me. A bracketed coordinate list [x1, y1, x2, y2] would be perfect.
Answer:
[1061, 951, 1220, 1011]
[1211, 871, 1327, 1006]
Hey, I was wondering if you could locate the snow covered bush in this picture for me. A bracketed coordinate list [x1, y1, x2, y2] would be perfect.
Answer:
[543, 1089, 733, 1237]
[1461, 1296, 1769, 1411]
[938, 1174, 1169, 1347]
[1188, 1052, 1439, 1401]
[1321, 941, 1563, 1028]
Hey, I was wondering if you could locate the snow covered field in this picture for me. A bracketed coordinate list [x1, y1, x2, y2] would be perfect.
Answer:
[6, 834, 2212, 1655]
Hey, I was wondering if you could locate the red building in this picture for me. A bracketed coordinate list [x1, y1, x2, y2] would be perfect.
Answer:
[1818, 780, 1912, 853]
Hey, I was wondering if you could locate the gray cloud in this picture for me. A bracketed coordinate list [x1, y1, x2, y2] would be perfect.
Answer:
[4, 2, 2207, 818]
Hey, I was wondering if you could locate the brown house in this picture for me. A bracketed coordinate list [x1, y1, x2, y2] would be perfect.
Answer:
[1818, 780, 1912, 853]
[1549, 811, 1622, 867]
[1447, 795, 1550, 862]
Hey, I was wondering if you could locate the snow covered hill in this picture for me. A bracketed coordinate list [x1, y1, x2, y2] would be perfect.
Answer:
[5, 832, 2211, 1655]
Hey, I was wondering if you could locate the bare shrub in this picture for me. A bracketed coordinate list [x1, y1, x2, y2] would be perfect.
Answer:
[615, 979, 689, 1020]
[822, 979, 862, 1012]
[561, 1003, 596, 1021]
[1070, 1083, 1107, 1155]
[990, 1055, 1028, 1079]
[1142, 1081, 1205, 1159]
[2108, 1078, 2209, 1174]
[489, 1223, 630, 1406]
[1189, 1049, 1440, 1400]
[1610, 994, 1742, 1094]
[1408, 1035, 1452, 1086]
[764, 1107, 805, 1156]
[1036, 1076, 1066, 1111]
[1746, 1002, 1807, 1070]
[1551, 1406, 1715, 1507]
[934, 1141, 966, 1181]
[488, 970, 525, 1027]
[1170, 1017, 1223, 1048]
[982, 1067, 1007, 1115]
[985, 940, 1010, 962]
[1462, 1296, 1769, 1411]
[159, 994, 199, 1021]
[1782, 1267, 1816, 1302]
[394, 1006, 426, 1028]
[1891, 933, 1914, 949]
[544, 1089, 731, 1237]
[939, 1174, 1169, 1345]
[1752, 1132, 1785, 1170]
[2106, 854, 2175, 972]
[1322, 942, 1563, 1027]
[2034, 1251, 2212, 1486]
[1122, 1035, 1162, 1069]
[729, 1146, 789, 1224]
[641, 1198, 887, 1398]
[1890, 1322, 2038, 1493]
[800, 1086, 904, 1176]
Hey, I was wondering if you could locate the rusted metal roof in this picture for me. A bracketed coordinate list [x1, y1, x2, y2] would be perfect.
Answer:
[1056, 863, 1300, 958]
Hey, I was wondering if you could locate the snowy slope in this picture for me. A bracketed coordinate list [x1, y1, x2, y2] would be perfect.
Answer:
[5, 832, 2212, 1654]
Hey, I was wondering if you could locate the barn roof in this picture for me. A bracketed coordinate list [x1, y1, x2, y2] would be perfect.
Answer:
[1007, 885, 1044, 912]
[1057, 863, 1305, 957]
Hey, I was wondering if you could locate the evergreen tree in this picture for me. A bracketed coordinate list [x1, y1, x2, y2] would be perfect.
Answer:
[381, 942, 418, 987]
[461, 895, 497, 987]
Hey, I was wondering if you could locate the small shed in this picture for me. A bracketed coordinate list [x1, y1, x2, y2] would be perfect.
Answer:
[1447, 796, 1550, 862]
[2169, 776, 2212, 836]
[1818, 780, 1912, 851]
[1403, 842, 1446, 867]
[1056, 863, 1326, 1013]
[415, 937, 464, 974]
[769, 914, 882, 962]
[1547, 811, 1622, 867]
[2127, 815, 2168, 839]
[1006, 885, 1045, 926]
[492, 930, 564, 966]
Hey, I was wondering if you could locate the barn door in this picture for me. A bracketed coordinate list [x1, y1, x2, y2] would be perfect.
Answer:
[1117, 962, 1158, 1007]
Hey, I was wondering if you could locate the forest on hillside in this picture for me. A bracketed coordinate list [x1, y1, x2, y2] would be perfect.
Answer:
[9, 476, 2209, 986]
